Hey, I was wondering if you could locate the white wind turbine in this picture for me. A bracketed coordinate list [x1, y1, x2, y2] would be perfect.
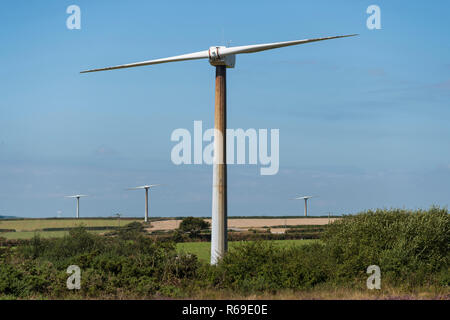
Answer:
[65, 195, 88, 219]
[81, 33, 357, 264]
[293, 195, 315, 217]
[126, 185, 160, 222]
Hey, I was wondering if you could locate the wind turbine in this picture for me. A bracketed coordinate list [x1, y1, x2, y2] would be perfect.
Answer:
[126, 185, 160, 222]
[65, 195, 88, 219]
[114, 213, 122, 227]
[81, 33, 357, 264]
[293, 196, 314, 217]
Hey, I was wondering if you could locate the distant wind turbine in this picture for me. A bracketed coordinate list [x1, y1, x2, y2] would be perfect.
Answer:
[293, 196, 315, 217]
[126, 185, 160, 222]
[114, 213, 122, 227]
[65, 195, 88, 219]
[81, 33, 357, 264]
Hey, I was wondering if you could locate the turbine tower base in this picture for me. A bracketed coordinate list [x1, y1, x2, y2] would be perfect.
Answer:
[211, 65, 227, 265]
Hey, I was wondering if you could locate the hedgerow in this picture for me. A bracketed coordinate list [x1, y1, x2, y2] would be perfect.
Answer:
[0, 208, 448, 298]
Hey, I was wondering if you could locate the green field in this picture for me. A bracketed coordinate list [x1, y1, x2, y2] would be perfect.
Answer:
[0, 218, 142, 232]
[0, 218, 145, 239]
[177, 239, 318, 262]
[0, 230, 109, 240]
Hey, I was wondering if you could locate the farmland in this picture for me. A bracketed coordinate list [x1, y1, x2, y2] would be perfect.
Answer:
[0, 218, 141, 239]
[0, 230, 109, 240]
[149, 217, 335, 231]
[0, 218, 141, 231]
[0, 217, 333, 240]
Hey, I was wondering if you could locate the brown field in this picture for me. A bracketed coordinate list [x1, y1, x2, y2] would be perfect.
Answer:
[148, 217, 338, 232]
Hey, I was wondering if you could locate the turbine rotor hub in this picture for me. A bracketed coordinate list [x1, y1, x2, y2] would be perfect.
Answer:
[208, 46, 235, 68]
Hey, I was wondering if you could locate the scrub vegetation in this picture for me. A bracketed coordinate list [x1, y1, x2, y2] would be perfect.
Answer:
[0, 207, 448, 299]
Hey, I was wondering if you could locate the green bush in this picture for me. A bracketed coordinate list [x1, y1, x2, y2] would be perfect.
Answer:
[322, 207, 449, 286]
[214, 241, 330, 293]
[0, 260, 58, 298]
[212, 207, 449, 293]
[171, 230, 187, 242]
[2, 227, 196, 298]
[117, 221, 146, 240]
[178, 217, 210, 238]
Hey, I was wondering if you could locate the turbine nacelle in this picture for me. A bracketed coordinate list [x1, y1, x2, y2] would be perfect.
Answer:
[295, 196, 313, 200]
[208, 46, 236, 68]
[65, 195, 88, 199]
[126, 184, 160, 190]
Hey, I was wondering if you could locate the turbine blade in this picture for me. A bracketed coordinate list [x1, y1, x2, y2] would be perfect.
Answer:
[126, 186, 147, 190]
[295, 196, 313, 200]
[220, 34, 357, 56]
[81, 50, 210, 73]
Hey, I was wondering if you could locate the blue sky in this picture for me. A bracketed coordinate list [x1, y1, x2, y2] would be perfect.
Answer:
[0, 0, 449, 218]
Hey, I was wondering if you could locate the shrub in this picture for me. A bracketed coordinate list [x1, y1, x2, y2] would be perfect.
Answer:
[322, 207, 449, 286]
[171, 230, 187, 243]
[213, 207, 449, 293]
[117, 221, 146, 240]
[178, 217, 210, 238]
[5, 226, 194, 298]
[214, 241, 330, 293]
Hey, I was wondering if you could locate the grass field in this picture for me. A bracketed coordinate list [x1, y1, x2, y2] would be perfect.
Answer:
[177, 239, 318, 262]
[0, 218, 142, 232]
[0, 230, 107, 240]
[0, 218, 144, 239]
